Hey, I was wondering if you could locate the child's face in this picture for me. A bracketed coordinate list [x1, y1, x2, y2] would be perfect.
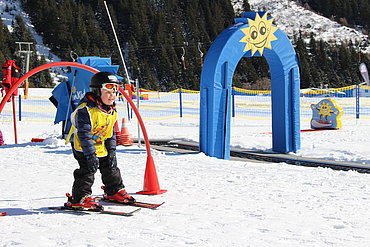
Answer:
[100, 89, 117, 105]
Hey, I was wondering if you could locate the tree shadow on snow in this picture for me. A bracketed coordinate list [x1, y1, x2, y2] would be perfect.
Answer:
[43, 149, 72, 155]
[116, 148, 148, 154]
[0, 142, 73, 155]
[0, 196, 66, 202]
[0, 207, 90, 216]
[0, 142, 46, 148]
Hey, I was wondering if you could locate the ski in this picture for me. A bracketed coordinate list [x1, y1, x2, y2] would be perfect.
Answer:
[49, 206, 140, 216]
[0, 212, 6, 216]
[99, 198, 164, 209]
[129, 201, 164, 209]
[99, 186, 164, 209]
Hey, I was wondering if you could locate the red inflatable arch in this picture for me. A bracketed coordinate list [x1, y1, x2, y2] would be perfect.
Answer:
[0, 61, 166, 195]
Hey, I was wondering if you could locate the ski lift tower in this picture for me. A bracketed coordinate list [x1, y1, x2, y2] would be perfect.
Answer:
[15, 42, 33, 99]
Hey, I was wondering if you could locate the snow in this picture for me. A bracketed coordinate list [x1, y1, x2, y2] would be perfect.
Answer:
[2, 90, 370, 246]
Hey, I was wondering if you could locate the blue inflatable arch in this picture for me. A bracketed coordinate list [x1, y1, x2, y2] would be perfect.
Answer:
[199, 12, 301, 159]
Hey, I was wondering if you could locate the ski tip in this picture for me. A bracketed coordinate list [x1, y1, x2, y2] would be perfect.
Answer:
[0, 212, 6, 216]
[100, 208, 141, 216]
[133, 201, 165, 209]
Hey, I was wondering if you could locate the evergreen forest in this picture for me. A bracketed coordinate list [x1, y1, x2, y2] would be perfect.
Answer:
[298, 0, 370, 32]
[0, 0, 369, 90]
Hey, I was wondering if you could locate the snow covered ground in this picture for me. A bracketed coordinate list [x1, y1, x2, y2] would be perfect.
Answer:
[2, 96, 370, 246]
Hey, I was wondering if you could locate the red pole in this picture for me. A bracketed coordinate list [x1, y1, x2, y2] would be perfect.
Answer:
[0, 62, 99, 113]
[0, 62, 165, 194]
[118, 87, 167, 194]
[118, 87, 152, 156]
[11, 95, 17, 144]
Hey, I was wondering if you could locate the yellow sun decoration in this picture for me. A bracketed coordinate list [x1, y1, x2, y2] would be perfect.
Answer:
[240, 13, 278, 56]
[318, 102, 333, 117]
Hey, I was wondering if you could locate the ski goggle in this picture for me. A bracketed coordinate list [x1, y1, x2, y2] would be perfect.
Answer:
[101, 83, 119, 92]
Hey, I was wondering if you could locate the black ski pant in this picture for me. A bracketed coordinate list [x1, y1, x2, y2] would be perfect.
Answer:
[71, 146, 124, 202]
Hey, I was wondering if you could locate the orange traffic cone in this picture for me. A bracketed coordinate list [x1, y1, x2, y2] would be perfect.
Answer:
[137, 155, 167, 195]
[121, 118, 133, 146]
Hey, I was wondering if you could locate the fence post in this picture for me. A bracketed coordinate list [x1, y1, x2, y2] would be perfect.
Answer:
[232, 86, 235, 118]
[356, 84, 360, 119]
[18, 94, 21, 121]
[126, 103, 131, 121]
[179, 88, 183, 118]
[135, 78, 141, 147]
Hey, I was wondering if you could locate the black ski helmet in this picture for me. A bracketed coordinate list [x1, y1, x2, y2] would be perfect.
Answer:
[90, 71, 121, 95]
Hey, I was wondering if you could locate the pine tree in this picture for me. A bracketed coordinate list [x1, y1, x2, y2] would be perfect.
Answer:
[242, 0, 251, 11]
[0, 19, 14, 79]
[294, 33, 312, 88]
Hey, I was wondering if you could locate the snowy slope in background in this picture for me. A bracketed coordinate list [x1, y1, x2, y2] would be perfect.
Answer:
[0, 0, 60, 62]
[0, 0, 65, 85]
[232, 0, 370, 53]
[2, 0, 368, 63]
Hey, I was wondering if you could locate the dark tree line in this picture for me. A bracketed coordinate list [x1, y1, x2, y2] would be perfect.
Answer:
[20, 0, 235, 90]
[0, 0, 367, 90]
[297, 0, 370, 32]
[295, 33, 369, 88]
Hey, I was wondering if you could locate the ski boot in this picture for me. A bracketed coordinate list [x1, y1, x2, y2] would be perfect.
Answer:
[103, 187, 136, 205]
[65, 193, 103, 211]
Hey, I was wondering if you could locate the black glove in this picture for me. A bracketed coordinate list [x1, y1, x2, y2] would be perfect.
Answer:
[85, 153, 99, 173]
[108, 149, 117, 169]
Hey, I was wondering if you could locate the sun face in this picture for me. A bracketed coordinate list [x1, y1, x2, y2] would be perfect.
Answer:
[239, 13, 278, 56]
[318, 102, 333, 117]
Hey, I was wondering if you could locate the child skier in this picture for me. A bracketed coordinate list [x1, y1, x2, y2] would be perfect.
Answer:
[65, 71, 135, 210]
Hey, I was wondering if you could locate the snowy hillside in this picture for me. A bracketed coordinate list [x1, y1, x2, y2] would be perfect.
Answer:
[1, 0, 369, 62]
[0, 0, 60, 62]
[232, 0, 370, 53]
[0, 0, 65, 85]
[2, 0, 369, 60]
